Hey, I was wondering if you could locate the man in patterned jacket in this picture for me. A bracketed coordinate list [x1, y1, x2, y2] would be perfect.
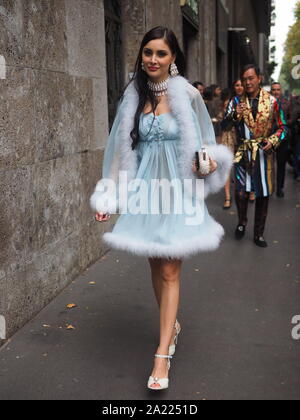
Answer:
[222, 65, 288, 248]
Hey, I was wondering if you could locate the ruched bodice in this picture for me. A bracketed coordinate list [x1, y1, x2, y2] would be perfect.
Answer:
[135, 112, 180, 181]
[139, 112, 179, 143]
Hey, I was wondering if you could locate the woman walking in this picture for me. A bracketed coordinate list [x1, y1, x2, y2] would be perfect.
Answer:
[90, 27, 233, 390]
[220, 79, 244, 209]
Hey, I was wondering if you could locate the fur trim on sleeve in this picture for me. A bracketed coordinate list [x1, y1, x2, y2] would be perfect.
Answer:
[89, 179, 118, 214]
[204, 144, 234, 198]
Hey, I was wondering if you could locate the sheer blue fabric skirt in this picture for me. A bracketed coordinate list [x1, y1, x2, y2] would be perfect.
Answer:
[103, 112, 224, 260]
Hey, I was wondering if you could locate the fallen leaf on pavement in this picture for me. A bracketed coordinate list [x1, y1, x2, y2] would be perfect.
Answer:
[66, 324, 75, 330]
[89, 281, 96, 285]
[43, 324, 51, 328]
[66, 303, 77, 309]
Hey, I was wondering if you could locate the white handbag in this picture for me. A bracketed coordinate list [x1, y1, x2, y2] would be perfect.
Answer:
[195, 147, 211, 175]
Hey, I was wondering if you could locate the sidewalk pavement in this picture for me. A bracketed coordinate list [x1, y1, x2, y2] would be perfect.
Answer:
[0, 174, 300, 400]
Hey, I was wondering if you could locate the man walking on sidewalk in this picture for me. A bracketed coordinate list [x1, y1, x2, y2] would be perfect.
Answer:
[271, 82, 292, 198]
[222, 65, 288, 247]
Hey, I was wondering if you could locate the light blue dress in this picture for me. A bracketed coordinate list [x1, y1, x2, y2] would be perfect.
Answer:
[102, 112, 224, 259]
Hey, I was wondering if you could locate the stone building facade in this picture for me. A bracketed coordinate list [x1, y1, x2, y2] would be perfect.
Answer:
[0, 0, 271, 342]
[0, 0, 109, 342]
[121, 0, 271, 95]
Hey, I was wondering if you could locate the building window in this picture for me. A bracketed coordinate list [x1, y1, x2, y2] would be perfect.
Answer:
[180, 0, 199, 30]
[186, 0, 199, 15]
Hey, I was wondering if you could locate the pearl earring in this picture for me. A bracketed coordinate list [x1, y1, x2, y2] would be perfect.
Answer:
[170, 63, 179, 77]
[141, 61, 145, 71]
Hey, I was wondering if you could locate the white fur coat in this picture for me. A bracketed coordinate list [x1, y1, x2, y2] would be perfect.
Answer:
[90, 76, 233, 214]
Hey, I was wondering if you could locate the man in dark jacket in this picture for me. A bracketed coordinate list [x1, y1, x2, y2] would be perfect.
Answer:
[290, 96, 300, 181]
[271, 82, 292, 197]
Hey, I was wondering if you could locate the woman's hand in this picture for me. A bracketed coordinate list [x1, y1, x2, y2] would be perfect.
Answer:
[192, 158, 218, 176]
[95, 212, 111, 222]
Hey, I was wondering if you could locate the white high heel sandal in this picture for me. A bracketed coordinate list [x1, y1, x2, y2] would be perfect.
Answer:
[147, 354, 172, 390]
[168, 320, 181, 356]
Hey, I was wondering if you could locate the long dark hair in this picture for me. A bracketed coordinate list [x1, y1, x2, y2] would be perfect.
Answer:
[203, 86, 213, 102]
[210, 84, 221, 98]
[127, 27, 185, 150]
[221, 88, 230, 104]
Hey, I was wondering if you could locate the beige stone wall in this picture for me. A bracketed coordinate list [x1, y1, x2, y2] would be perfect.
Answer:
[145, 0, 183, 47]
[122, 0, 146, 81]
[0, 0, 110, 340]
[200, 0, 217, 85]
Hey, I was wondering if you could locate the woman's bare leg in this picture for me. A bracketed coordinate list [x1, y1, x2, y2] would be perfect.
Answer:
[223, 176, 232, 208]
[223, 176, 231, 205]
[225, 176, 231, 200]
[148, 257, 182, 389]
[148, 257, 181, 339]
[149, 257, 162, 308]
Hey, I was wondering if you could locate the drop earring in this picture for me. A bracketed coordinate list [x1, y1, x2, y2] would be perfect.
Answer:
[141, 61, 146, 71]
[170, 63, 179, 77]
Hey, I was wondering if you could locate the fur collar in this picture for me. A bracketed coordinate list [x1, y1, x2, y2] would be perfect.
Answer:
[115, 75, 233, 200]
[119, 76, 196, 182]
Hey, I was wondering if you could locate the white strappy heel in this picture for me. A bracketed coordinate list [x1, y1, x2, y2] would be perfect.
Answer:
[147, 354, 172, 390]
[168, 319, 181, 356]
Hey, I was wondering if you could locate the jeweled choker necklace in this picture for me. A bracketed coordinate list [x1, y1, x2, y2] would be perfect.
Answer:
[147, 76, 170, 97]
